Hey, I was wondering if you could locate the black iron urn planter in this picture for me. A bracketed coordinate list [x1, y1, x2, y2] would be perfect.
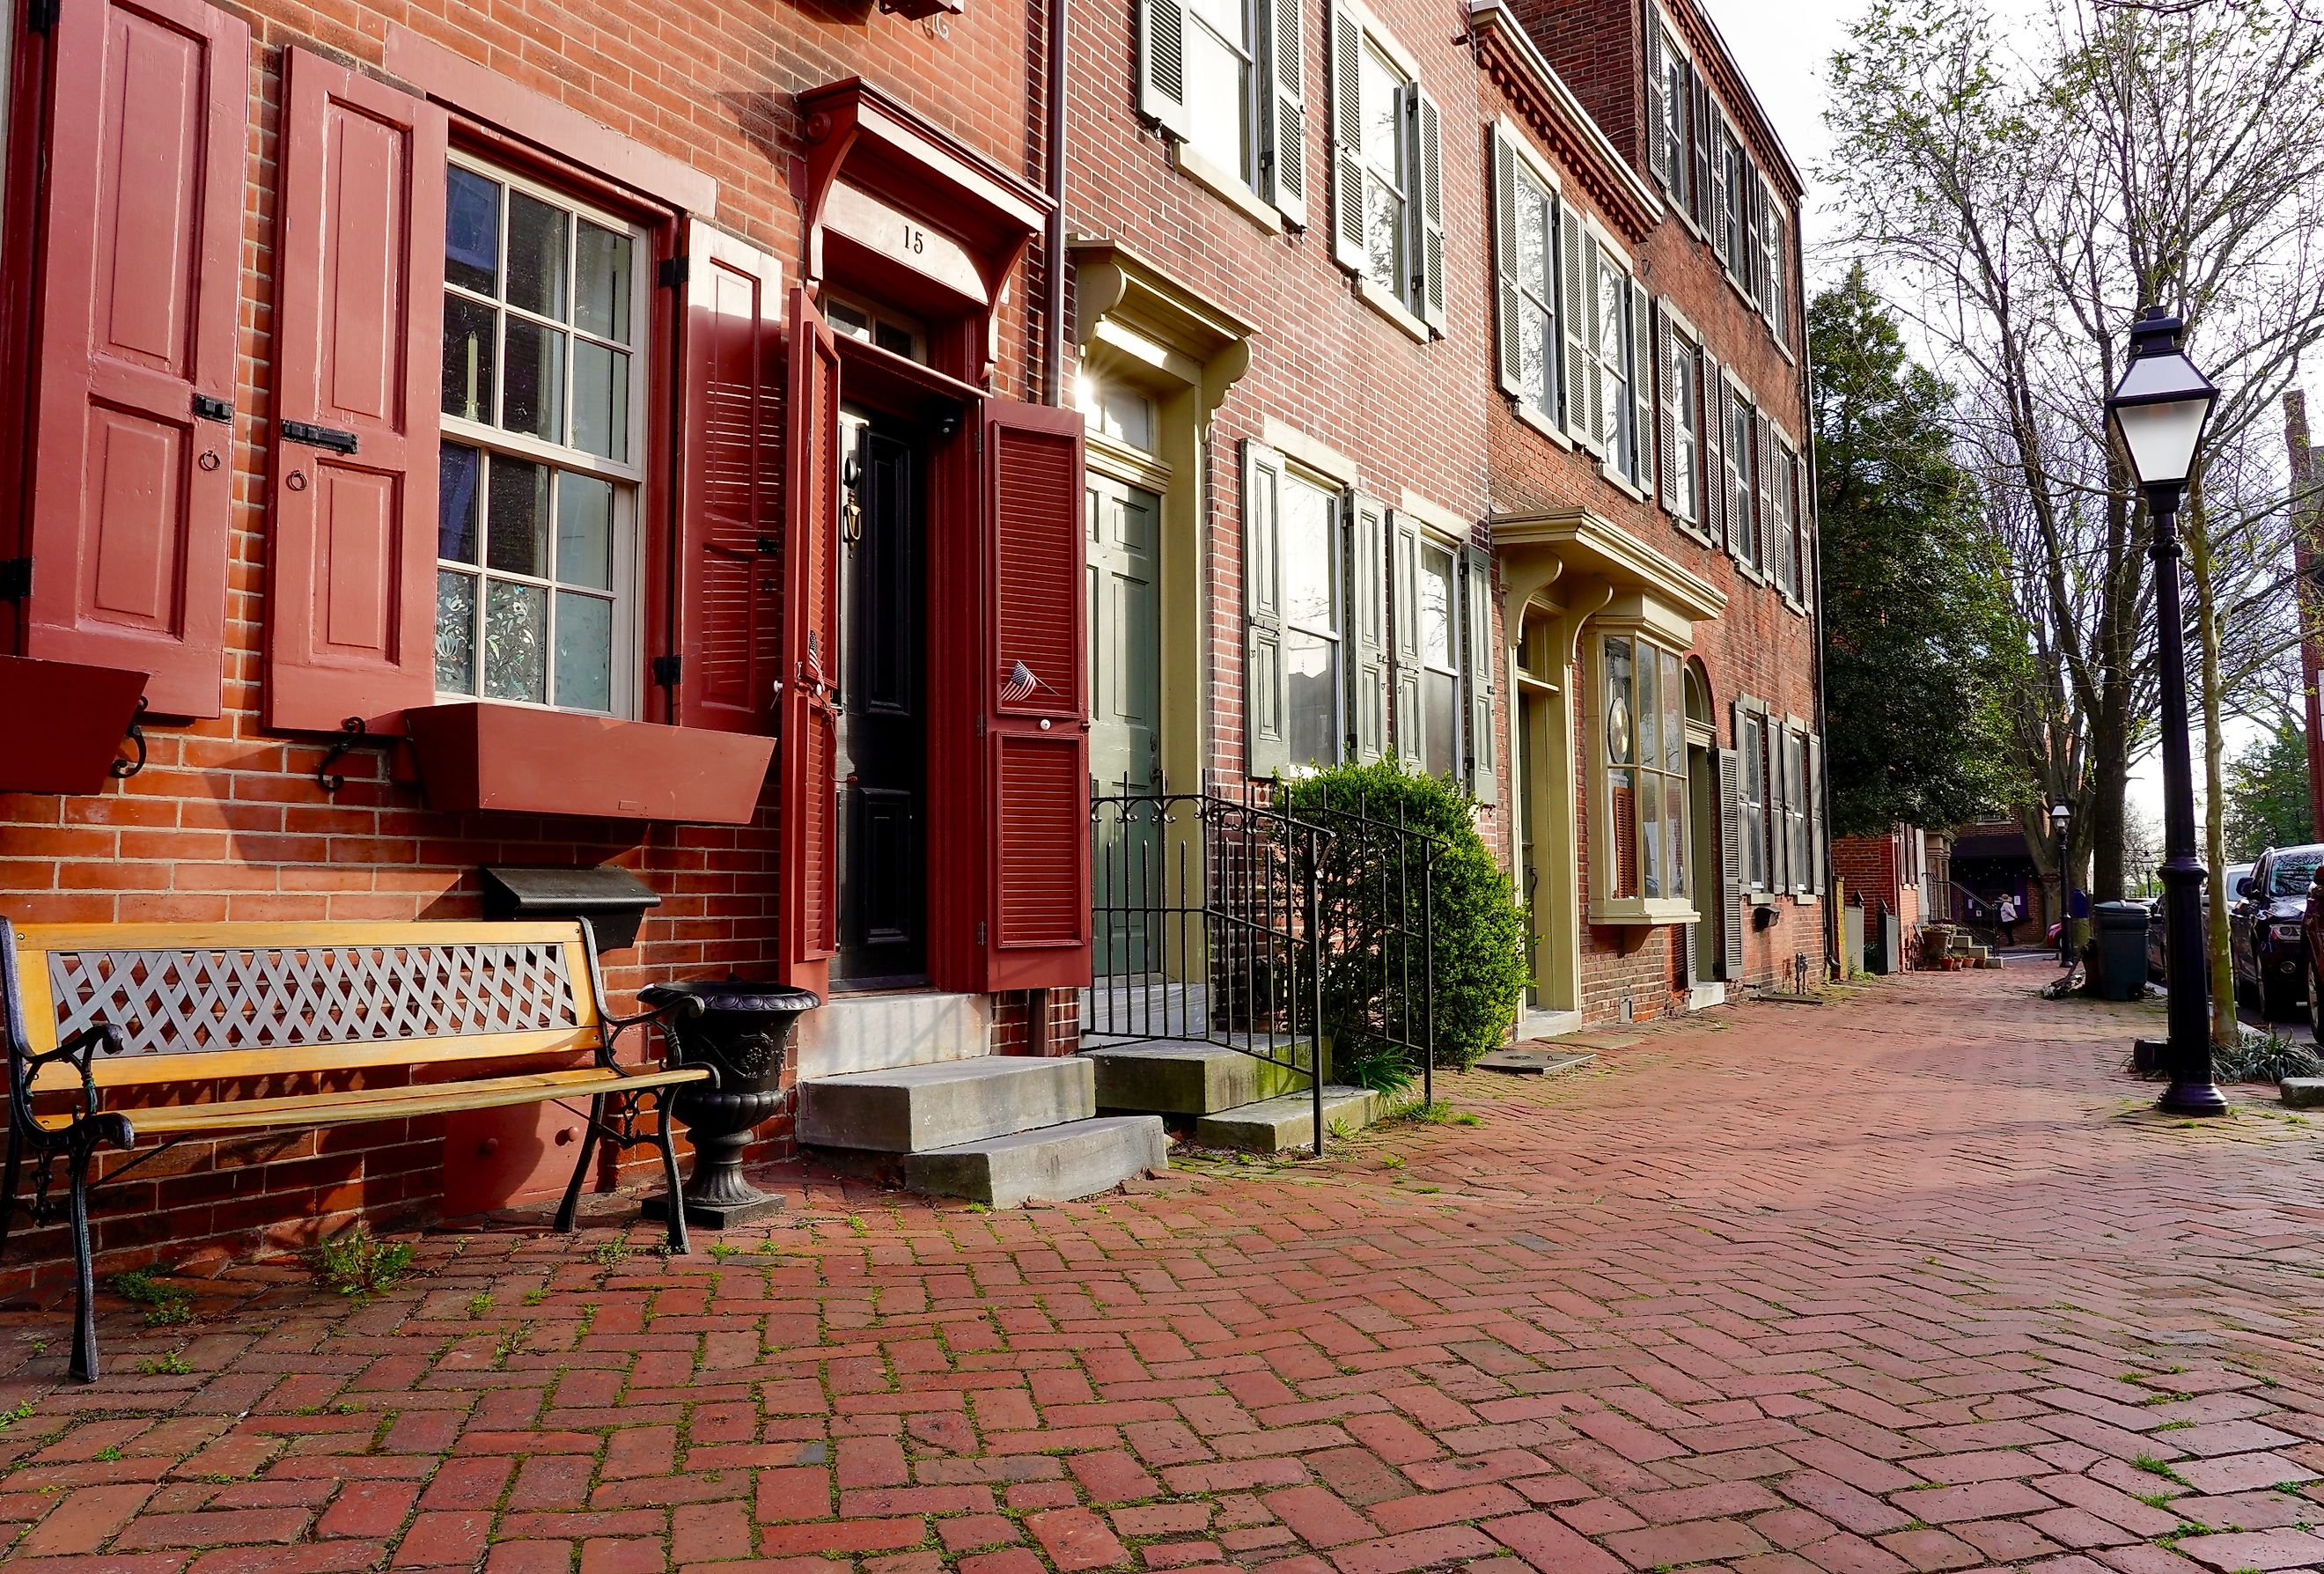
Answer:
[637, 978, 819, 1229]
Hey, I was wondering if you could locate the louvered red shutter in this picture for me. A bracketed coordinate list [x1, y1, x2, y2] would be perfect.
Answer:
[22, 0, 248, 717]
[679, 224, 783, 732]
[778, 287, 842, 991]
[264, 49, 446, 734]
[982, 400, 1090, 991]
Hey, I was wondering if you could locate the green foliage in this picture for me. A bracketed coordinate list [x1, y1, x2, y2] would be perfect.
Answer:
[305, 1225, 417, 1299]
[2211, 1032, 2323, 1085]
[109, 1269, 194, 1327]
[1812, 268, 2026, 838]
[1277, 761, 1528, 1074]
[1335, 1038, 1416, 1097]
[136, 1350, 191, 1377]
[2223, 723, 2313, 862]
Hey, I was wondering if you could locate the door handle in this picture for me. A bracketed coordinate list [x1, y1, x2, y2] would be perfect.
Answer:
[282, 419, 359, 454]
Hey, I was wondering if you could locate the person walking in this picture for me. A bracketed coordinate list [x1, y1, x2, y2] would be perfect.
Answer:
[1997, 893, 2019, 947]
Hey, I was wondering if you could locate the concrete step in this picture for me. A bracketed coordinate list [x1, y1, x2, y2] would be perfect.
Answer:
[798, 1056, 1094, 1152]
[1081, 1038, 1326, 1116]
[902, 1116, 1170, 1208]
[1195, 1085, 1386, 1153]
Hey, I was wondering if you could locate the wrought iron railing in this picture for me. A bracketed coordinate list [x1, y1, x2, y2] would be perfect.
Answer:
[1083, 780, 1452, 1153]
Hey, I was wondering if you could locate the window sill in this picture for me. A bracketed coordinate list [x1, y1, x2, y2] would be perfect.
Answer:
[0, 653, 150, 794]
[1507, 394, 1573, 449]
[1673, 518, 1715, 548]
[405, 702, 775, 824]
[1590, 897, 1700, 927]
[1353, 276, 1430, 343]
[1600, 467, 1647, 505]
[1172, 142, 1284, 235]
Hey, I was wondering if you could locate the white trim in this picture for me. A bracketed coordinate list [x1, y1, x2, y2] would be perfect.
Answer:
[1173, 141, 1286, 234]
[1397, 489, 1475, 543]
[1261, 417, 1362, 489]
[1496, 113, 1562, 195]
[1511, 398, 1574, 450]
[1355, 276, 1430, 342]
[1465, 0, 1667, 224]
[1337, 0, 1420, 81]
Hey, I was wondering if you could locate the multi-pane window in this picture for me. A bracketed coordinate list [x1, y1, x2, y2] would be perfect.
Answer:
[1761, 195, 1787, 340]
[1722, 130, 1746, 274]
[1739, 708, 1766, 889]
[438, 158, 644, 714]
[1508, 158, 1557, 420]
[1769, 439, 1798, 597]
[1668, 332, 1699, 524]
[1282, 473, 1344, 768]
[1416, 540, 1460, 779]
[1185, 0, 1255, 186]
[1596, 249, 1629, 468]
[1658, 33, 1688, 201]
[1602, 636, 1688, 903]
[1785, 727, 1809, 889]
[1357, 40, 1408, 302]
[825, 294, 925, 362]
[1730, 390, 1756, 567]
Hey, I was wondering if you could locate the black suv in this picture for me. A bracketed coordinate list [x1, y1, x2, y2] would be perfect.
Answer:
[2231, 843, 2324, 1019]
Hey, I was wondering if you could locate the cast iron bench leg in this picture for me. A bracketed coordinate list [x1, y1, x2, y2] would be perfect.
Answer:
[652, 1089, 688, 1255]
[554, 1094, 607, 1235]
[66, 1148, 97, 1383]
[0, 1124, 20, 1261]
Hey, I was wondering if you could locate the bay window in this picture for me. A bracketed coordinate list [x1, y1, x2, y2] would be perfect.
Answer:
[438, 158, 644, 715]
[1596, 634, 1690, 918]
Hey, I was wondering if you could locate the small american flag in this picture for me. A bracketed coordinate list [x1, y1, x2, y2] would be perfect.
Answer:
[999, 659, 1040, 703]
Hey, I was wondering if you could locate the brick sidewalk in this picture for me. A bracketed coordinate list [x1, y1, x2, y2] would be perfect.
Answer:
[4, 961, 2324, 1574]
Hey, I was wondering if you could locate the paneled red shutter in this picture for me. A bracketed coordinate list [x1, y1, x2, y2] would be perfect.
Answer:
[981, 400, 1089, 991]
[263, 49, 446, 734]
[21, 0, 248, 717]
[678, 224, 783, 732]
[777, 287, 841, 990]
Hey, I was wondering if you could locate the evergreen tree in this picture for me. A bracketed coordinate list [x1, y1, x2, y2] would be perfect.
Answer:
[1813, 268, 2020, 839]
[2222, 722, 2313, 860]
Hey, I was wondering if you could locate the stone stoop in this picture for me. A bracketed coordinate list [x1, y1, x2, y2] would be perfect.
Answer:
[797, 1056, 1166, 1207]
[1195, 1085, 1386, 1152]
[1081, 1038, 1388, 1154]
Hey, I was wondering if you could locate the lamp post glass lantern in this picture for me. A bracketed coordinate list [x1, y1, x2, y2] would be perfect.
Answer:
[2107, 305, 2225, 1116]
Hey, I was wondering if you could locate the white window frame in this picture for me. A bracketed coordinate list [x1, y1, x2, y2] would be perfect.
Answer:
[1658, 21, 1690, 204]
[1280, 464, 1348, 770]
[1729, 380, 1758, 575]
[1739, 704, 1768, 893]
[1668, 318, 1702, 529]
[438, 151, 648, 720]
[1184, 0, 1260, 191]
[1357, 36, 1411, 306]
[1503, 129, 1562, 432]
[1410, 531, 1463, 781]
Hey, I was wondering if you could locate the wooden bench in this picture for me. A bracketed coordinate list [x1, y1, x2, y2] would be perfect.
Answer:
[0, 919, 712, 1381]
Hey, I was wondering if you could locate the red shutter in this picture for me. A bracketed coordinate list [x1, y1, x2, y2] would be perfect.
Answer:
[263, 49, 446, 734]
[21, 0, 247, 717]
[678, 224, 783, 732]
[980, 400, 1089, 990]
[777, 287, 841, 991]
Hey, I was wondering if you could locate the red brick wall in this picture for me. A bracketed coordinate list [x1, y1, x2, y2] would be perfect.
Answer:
[0, 0, 1048, 1292]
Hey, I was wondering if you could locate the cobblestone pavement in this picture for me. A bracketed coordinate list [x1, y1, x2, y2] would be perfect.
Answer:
[5, 960, 2324, 1574]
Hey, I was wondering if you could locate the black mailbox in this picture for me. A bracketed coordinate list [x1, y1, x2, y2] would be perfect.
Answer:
[480, 865, 661, 952]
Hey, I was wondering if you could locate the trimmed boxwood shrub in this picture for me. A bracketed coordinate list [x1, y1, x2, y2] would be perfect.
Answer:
[1276, 760, 1529, 1089]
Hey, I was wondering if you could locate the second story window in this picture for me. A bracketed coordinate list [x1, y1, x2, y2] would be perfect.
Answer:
[1728, 386, 1756, 568]
[1185, 0, 1255, 187]
[438, 158, 645, 716]
[1646, 18, 1690, 209]
[1137, 0, 1305, 224]
[1663, 323, 1701, 527]
[1327, 1, 1444, 332]
[1492, 129, 1560, 426]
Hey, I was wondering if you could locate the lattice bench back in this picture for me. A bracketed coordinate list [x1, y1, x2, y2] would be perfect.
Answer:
[2, 921, 606, 1092]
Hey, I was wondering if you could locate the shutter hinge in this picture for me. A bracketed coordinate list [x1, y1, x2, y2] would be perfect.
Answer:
[651, 653, 683, 688]
[0, 556, 28, 601]
[976, 921, 987, 946]
[26, 0, 58, 33]
[657, 256, 688, 290]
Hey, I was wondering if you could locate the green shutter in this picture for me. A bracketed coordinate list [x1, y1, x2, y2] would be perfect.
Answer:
[1243, 442, 1289, 777]
[1388, 511, 1422, 766]
[1463, 542, 1497, 804]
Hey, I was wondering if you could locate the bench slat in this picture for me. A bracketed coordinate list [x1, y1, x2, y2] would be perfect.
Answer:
[27, 1027, 611, 1091]
[38, 1064, 710, 1136]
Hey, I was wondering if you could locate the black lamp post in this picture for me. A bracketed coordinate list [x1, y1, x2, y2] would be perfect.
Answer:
[2050, 799, 2072, 968]
[2107, 305, 2225, 1116]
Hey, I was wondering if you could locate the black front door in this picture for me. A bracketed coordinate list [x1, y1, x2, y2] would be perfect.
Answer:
[834, 415, 928, 987]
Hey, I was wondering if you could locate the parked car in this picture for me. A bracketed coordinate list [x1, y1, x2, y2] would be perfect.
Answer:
[2232, 845, 2324, 1019]
[2150, 865, 2248, 982]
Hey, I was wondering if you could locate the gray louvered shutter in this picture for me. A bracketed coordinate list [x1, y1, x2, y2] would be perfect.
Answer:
[1329, 1, 1364, 271]
[1806, 733, 1825, 894]
[1689, 74, 1712, 230]
[1655, 310, 1680, 517]
[1389, 511, 1422, 766]
[1244, 442, 1289, 777]
[1416, 89, 1445, 332]
[1761, 176, 1783, 331]
[1493, 131, 1523, 397]
[1350, 493, 1387, 762]
[1463, 542, 1497, 804]
[1560, 202, 1592, 447]
[1754, 411, 1774, 576]
[1261, 0, 1306, 225]
[1719, 746, 1744, 979]
[1644, 21, 1668, 192]
[1709, 117, 1731, 267]
[1769, 718, 1790, 893]
[1629, 278, 1654, 496]
[1702, 357, 1725, 548]
[1139, 0, 1196, 141]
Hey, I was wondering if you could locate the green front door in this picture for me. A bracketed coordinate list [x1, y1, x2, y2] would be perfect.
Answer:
[1088, 474, 1163, 976]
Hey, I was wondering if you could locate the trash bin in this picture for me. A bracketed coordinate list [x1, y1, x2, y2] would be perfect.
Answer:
[2092, 901, 2149, 1001]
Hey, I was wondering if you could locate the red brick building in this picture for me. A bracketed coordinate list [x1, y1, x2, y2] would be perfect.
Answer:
[0, 0, 1824, 1283]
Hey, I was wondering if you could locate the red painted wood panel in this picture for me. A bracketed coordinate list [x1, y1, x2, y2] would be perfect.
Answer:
[263, 48, 447, 735]
[980, 400, 1089, 989]
[21, 0, 246, 717]
[778, 286, 842, 993]
[679, 223, 783, 733]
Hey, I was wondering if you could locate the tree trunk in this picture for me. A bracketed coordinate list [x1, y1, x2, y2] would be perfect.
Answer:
[2189, 487, 2239, 1050]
